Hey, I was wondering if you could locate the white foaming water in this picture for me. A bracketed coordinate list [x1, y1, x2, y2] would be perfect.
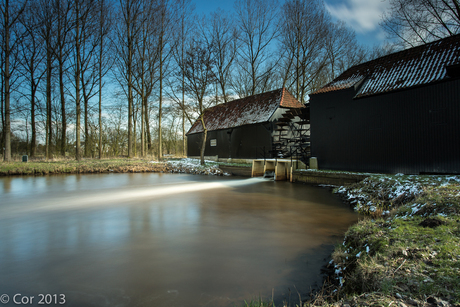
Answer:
[2, 177, 264, 217]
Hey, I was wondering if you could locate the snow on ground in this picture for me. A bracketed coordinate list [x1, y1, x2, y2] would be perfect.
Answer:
[334, 174, 460, 216]
[165, 158, 228, 175]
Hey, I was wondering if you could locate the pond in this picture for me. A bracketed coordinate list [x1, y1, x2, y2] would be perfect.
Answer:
[0, 173, 358, 307]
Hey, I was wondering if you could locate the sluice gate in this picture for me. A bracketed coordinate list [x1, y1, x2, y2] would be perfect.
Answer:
[252, 159, 305, 181]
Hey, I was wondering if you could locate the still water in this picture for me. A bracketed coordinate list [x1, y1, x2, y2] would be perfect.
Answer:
[0, 173, 357, 307]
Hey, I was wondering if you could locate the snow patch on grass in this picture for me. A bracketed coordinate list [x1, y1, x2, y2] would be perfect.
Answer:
[333, 174, 460, 216]
[166, 158, 225, 175]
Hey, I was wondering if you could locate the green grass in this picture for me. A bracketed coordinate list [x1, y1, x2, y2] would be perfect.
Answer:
[334, 174, 460, 216]
[328, 174, 460, 306]
[0, 157, 251, 176]
[0, 158, 165, 175]
[333, 216, 460, 302]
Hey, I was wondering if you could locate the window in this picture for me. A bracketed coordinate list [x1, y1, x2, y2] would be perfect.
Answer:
[210, 139, 217, 147]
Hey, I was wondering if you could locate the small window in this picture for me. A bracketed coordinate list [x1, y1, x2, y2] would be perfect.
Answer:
[210, 139, 217, 147]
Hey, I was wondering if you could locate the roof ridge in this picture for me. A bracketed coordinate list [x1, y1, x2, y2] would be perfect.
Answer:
[349, 33, 460, 74]
[187, 88, 303, 135]
[280, 87, 286, 106]
[312, 34, 460, 97]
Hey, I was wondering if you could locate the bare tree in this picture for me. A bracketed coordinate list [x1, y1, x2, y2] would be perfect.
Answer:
[168, 0, 194, 157]
[381, 0, 460, 47]
[35, 0, 58, 159]
[131, 0, 162, 157]
[132, 2, 147, 157]
[140, 33, 160, 157]
[202, 9, 238, 104]
[77, 0, 102, 158]
[53, 0, 73, 157]
[233, 0, 279, 98]
[0, 0, 27, 161]
[97, 0, 112, 159]
[278, 0, 330, 102]
[156, 0, 176, 160]
[115, 0, 143, 158]
[72, 0, 97, 160]
[324, 21, 368, 82]
[19, 1, 46, 157]
[179, 39, 216, 165]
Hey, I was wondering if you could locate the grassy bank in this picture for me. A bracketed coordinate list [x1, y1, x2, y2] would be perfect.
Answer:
[314, 174, 460, 307]
[0, 158, 228, 176]
[0, 158, 166, 175]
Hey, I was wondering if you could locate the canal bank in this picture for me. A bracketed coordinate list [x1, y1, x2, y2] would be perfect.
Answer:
[307, 174, 460, 307]
[0, 158, 226, 176]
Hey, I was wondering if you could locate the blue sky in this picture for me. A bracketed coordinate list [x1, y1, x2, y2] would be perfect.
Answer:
[193, 0, 390, 47]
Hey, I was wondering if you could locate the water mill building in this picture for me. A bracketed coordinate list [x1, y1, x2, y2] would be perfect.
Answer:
[186, 88, 310, 163]
[309, 34, 460, 174]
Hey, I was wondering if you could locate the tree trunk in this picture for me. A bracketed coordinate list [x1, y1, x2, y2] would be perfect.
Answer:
[1, 70, 4, 160]
[98, 36, 103, 159]
[182, 109, 185, 156]
[141, 93, 144, 157]
[83, 80, 89, 157]
[57, 0, 67, 158]
[75, 1, 81, 161]
[46, 46, 52, 159]
[30, 84, 36, 157]
[2, 0, 27, 161]
[3, 3, 11, 161]
[181, 14, 186, 157]
[158, 46, 163, 160]
[144, 96, 152, 153]
[158, 4, 166, 161]
[133, 105, 136, 157]
[128, 67, 133, 158]
[127, 12, 133, 158]
[59, 60, 66, 157]
[199, 114, 207, 165]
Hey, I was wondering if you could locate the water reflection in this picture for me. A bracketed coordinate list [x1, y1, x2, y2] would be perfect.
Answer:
[0, 174, 357, 307]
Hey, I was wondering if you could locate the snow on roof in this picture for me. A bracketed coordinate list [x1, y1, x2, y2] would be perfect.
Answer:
[187, 88, 304, 135]
[311, 34, 460, 98]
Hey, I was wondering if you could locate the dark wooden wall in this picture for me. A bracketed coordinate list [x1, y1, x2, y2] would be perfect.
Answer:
[310, 78, 460, 174]
[187, 122, 273, 159]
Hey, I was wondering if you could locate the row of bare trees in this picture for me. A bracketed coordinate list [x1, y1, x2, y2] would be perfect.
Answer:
[1, 0, 458, 162]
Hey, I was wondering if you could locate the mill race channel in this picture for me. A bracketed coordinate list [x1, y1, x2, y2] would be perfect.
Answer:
[0, 173, 358, 307]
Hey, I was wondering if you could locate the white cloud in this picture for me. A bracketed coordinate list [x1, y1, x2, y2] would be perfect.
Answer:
[325, 0, 390, 33]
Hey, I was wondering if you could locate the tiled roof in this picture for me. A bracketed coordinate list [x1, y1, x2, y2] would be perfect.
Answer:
[311, 34, 460, 98]
[187, 88, 304, 135]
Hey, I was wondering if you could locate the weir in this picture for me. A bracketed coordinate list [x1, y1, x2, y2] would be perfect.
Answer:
[252, 159, 302, 181]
